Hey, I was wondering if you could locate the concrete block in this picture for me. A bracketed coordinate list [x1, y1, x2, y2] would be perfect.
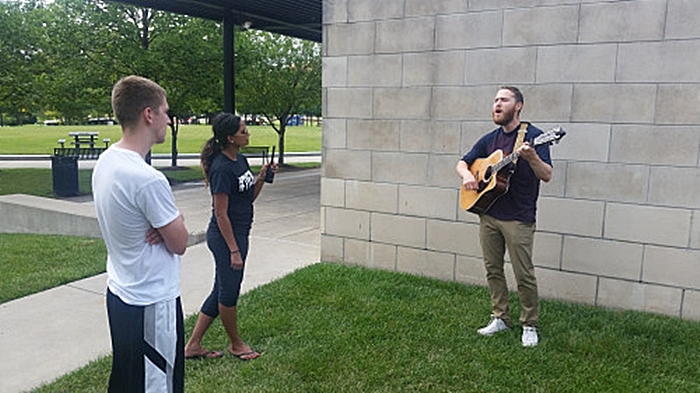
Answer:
[604, 203, 691, 248]
[550, 123, 609, 162]
[403, 51, 465, 87]
[465, 47, 536, 85]
[344, 238, 369, 266]
[537, 44, 617, 83]
[666, 0, 700, 39]
[598, 277, 682, 317]
[405, 0, 468, 17]
[370, 242, 397, 271]
[397, 247, 455, 281]
[320, 234, 344, 262]
[436, 11, 501, 50]
[400, 120, 461, 154]
[562, 237, 643, 281]
[323, 56, 347, 88]
[322, 118, 346, 149]
[537, 197, 605, 237]
[323, 0, 348, 24]
[324, 206, 370, 240]
[374, 87, 432, 119]
[522, 84, 574, 123]
[471, 0, 581, 10]
[427, 219, 481, 257]
[456, 254, 487, 287]
[503, 5, 579, 46]
[540, 161, 566, 198]
[325, 22, 375, 56]
[682, 289, 700, 321]
[348, 0, 404, 22]
[0, 195, 100, 238]
[372, 151, 430, 185]
[656, 85, 700, 125]
[399, 185, 457, 220]
[537, 268, 597, 305]
[565, 162, 648, 203]
[370, 213, 426, 248]
[617, 41, 700, 83]
[323, 148, 372, 180]
[427, 154, 463, 189]
[320, 177, 345, 208]
[579, 0, 666, 43]
[345, 180, 398, 214]
[533, 232, 562, 269]
[649, 166, 700, 209]
[691, 210, 700, 249]
[433, 86, 495, 121]
[571, 84, 656, 124]
[376, 17, 435, 54]
[457, 205, 480, 225]
[347, 54, 402, 87]
[643, 246, 700, 290]
[325, 88, 373, 119]
[346, 119, 400, 151]
[610, 125, 700, 166]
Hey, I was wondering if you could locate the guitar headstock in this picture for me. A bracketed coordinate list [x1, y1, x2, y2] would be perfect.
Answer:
[533, 126, 566, 146]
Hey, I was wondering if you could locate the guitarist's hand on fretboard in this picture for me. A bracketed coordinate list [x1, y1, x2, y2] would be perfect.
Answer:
[516, 142, 536, 162]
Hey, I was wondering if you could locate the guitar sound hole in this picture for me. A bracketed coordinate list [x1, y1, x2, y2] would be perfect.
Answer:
[484, 167, 492, 181]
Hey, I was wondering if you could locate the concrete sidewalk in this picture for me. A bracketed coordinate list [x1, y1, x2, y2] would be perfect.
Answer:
[0, 169, 321, 393]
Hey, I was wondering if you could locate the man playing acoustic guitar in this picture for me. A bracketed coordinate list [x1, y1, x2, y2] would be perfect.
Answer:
[455, 86, 552, 347]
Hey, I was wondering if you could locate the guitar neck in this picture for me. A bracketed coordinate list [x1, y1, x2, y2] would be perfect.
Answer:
[493, 151, 520, 172]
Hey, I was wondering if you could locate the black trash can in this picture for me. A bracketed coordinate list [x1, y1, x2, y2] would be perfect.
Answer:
[52, 156, 79, 197]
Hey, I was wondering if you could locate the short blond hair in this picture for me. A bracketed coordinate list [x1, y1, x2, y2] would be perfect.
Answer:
[111, 75, 166, 128]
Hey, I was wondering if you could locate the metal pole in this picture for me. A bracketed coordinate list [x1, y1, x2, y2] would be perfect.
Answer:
[224, 15, 235, 113]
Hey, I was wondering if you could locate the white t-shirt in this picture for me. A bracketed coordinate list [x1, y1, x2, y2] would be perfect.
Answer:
[92, 146, 182, 305]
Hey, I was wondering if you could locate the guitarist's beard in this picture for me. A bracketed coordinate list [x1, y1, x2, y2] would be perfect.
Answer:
[492, 106, 516, 126]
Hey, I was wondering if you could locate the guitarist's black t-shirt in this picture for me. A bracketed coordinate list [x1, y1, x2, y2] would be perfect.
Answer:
[461, 123, 552, 223]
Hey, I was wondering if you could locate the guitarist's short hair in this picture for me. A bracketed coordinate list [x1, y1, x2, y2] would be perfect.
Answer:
[498, 85, 523, 105]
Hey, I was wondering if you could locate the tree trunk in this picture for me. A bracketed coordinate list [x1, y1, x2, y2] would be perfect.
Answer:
[278, 122, 286, 165]
[170, 118, 179, 167]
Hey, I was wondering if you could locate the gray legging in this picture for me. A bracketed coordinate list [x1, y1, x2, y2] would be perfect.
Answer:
[200, 225, 250, 316]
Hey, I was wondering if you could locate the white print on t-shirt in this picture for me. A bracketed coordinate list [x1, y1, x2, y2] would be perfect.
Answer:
[239, 170, 255, 192]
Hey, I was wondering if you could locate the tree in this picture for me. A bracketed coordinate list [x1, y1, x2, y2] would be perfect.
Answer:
[236, 31, 321, 165]
[0, 1, 46, 125]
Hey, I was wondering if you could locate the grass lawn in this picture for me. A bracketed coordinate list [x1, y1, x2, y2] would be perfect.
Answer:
[0, 167, 203, 198]
[0, 124, 321, 155]
[30, 263, 700, 392]
[0, 234, 106, 303]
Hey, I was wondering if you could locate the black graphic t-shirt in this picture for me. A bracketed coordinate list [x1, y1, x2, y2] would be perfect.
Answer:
[208, 153, 255, 230]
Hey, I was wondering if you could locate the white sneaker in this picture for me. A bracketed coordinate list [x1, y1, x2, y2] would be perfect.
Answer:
[522, 326, 539, 347]
[477, 316, 510, 336]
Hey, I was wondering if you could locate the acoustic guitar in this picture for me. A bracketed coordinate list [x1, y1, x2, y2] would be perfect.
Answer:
[460, 126, 566, 214]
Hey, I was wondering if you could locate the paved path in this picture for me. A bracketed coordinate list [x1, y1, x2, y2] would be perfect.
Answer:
[0, 168, 321, 393]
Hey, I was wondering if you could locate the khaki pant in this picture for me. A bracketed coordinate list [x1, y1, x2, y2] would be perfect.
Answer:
[479, 214, 539, 327]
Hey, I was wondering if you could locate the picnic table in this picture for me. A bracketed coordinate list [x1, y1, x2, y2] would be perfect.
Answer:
[54, 131, 110, 159]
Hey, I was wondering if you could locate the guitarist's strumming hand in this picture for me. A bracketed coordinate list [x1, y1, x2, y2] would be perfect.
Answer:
[516, 142, 552, 182]
[457, 160, 479, 191]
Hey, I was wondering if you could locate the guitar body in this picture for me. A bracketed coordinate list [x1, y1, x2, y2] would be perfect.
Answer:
[460, 150, 513, 214]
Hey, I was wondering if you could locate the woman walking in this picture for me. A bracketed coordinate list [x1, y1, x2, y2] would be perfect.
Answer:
[184, 112, 276, 360]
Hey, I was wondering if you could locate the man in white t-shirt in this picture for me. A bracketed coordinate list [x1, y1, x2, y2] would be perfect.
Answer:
[92, 75, 189, 393]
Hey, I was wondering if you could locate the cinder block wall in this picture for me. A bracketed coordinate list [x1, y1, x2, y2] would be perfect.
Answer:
[321, 0, 700, 320]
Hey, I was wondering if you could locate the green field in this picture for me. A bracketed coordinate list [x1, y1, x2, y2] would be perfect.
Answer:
[0, 124, 321, 155]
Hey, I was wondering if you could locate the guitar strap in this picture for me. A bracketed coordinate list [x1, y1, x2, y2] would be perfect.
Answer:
[512, 122, 528, 164]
